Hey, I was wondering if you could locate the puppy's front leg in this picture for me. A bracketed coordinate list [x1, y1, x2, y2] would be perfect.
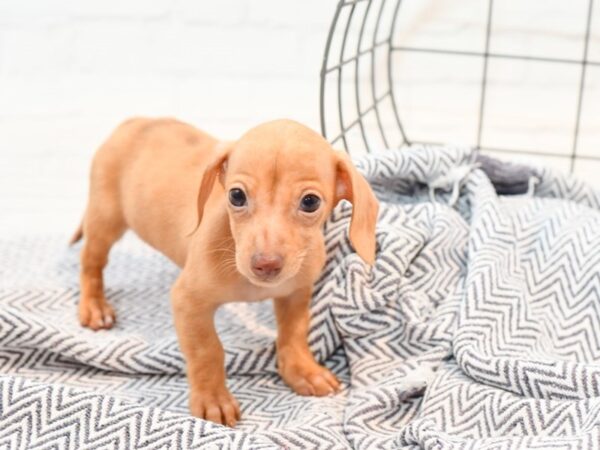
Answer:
[171, 280, 240, 427]
[274, 288, 340, 396]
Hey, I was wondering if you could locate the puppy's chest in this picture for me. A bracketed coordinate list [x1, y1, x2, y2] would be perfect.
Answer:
[225, 278, 297, 303]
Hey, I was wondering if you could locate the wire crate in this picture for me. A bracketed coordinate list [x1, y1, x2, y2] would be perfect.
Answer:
[320, 0, 600, 174]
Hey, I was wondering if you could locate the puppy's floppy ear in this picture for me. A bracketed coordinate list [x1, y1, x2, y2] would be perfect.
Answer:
[334, 151, 379, 265]
[190, 141, 233, 235]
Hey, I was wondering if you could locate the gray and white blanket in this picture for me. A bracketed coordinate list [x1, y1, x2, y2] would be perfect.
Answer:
[1, 145, 600, 449]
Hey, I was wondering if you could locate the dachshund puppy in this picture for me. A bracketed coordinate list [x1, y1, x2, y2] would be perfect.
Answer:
[72, 118, 378, 426]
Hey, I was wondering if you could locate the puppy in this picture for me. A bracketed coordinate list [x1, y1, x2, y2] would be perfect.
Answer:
[71, 118, 379, 426]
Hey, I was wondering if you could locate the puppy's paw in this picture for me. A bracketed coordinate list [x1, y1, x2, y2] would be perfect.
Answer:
[279, 357, 341, 397]
[79, 298, 116, 331]
[189, 387, 241, 427]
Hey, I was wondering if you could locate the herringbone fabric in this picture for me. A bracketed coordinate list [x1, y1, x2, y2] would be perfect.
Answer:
[1, 145, 599, 449]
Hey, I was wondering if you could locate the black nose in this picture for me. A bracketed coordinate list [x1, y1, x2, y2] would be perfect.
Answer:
[251, 253, 283, 279]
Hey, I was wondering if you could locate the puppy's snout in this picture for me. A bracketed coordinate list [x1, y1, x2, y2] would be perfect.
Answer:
[251, 253, 283, 279]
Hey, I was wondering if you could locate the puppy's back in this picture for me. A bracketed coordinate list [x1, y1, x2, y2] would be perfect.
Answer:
[88, 117, 220, 265]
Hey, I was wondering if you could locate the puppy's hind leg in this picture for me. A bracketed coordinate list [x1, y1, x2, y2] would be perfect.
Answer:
[78, 208, 125, 331]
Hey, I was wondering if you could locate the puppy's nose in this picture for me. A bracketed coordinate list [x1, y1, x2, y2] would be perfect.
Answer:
[251, 253, 283, 279]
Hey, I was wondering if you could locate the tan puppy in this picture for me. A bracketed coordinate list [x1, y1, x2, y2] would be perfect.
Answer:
[72, 118, 379, 426]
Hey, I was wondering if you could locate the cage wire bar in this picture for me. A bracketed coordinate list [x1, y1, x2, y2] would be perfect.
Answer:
[320, 0, 600, 170]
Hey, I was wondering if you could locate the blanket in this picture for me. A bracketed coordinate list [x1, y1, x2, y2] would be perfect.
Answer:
[1, 144, 600, 449]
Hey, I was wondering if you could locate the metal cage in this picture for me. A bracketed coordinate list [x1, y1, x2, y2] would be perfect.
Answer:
[320, 0, 599, 171]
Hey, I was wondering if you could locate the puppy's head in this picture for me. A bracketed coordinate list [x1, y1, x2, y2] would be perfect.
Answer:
[195, 120, 378, 287]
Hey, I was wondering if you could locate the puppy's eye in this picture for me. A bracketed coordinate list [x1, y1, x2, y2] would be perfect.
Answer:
[229, 188, 247, 207]
[300, 194, 321, 213]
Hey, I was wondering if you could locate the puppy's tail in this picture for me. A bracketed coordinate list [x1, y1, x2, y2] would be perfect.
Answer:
[69, 216, 84, 245]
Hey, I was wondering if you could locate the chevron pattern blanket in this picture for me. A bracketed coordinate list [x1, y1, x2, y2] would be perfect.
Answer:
[1, 145, 600, 449]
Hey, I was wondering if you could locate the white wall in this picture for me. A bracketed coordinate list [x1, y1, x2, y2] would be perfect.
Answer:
[0, 0, 337, 233]
[1, 0, 598, 235]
